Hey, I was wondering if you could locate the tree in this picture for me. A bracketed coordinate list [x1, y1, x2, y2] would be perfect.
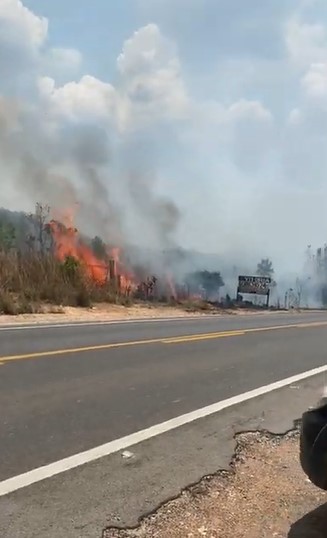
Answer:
[256, 258, 274, 277]
[0, 222, 16, 251]
[26, 203, 52, 253]
[321, 285, 327, 307]
[91, 236, 107, 260]
[187, 270, 224, 301]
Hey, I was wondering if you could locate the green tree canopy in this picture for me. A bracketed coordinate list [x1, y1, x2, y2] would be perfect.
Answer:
[187, 270, 224, 300]
[0, 222, 16, 251]
[91, 236, 107, 260]
[256, 258, 274, 277]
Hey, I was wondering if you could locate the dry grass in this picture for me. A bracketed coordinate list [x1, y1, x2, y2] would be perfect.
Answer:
[105, 431, 327, 538]
[182, 299, 217, 313]
[0, 251, 204, 317]
[0, 251, 291, 319]
[0, 251, 130, 314]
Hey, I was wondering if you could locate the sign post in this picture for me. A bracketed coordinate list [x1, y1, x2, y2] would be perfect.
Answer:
[237, 275, 272, 307]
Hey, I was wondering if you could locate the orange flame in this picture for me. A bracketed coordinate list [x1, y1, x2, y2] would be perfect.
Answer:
[109, 247, 137, 294]
[50, 208, 136, 291]
[50, 220, 108, 283]
[49, 207, 185, 300]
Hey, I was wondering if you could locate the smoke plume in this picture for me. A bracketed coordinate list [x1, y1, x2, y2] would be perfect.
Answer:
[2, 1, 327, 300]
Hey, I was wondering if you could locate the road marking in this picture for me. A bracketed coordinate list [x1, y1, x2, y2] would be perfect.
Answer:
[163, 330, 245, 343]
[297, 321, 327, 328]
[0, 320, 327, 363]
[0, 338, 162, 363]
[0, 312, 323, 332]
[1, 363, 327, 496]
[247, 321, 327, 333]
[159, 321, 327, 344]
[0, 310, 326, 332]
[0, 315, 219, 332]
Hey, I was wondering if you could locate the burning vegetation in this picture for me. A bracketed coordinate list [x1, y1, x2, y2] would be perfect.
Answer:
[0, 203, 226, 314]
[48, 212, 174, 300]
[3, 202, 327, 315]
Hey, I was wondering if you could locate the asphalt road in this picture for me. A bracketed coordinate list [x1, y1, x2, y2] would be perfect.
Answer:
[1, 311, 327, 483]
[1, 311, 327, 537]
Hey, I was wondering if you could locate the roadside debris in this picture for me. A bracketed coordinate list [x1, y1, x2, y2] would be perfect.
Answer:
[104, 430, 327, 538]
[121, 451, 135, 460]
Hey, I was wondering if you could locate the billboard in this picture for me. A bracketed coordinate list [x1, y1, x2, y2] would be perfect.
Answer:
[238, 275, 271, 296]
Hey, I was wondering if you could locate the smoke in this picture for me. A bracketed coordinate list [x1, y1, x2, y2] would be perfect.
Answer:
[0, 5, 183, 260]
[2, 1, 327, 299]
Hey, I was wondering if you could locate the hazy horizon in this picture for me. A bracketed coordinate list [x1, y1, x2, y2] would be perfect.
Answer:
[1, 1, 327, 279]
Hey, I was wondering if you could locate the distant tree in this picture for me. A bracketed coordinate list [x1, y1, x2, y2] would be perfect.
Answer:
[321, 285, 327, 307]
[61, 255, 82, 283]
[26, 202, 52, 253]
[256, 257, 277, 296]
[0, 222, 16, 251]
[187, 270, 224, 300]
[91, 236, 107, 260]
[256, 258, 274, 278]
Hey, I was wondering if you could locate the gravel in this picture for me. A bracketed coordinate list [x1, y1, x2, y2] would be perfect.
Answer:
[104, 431, 327, 538]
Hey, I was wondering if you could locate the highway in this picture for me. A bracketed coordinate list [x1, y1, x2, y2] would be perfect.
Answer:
[1, 311, 327, 537]
[1, 311, 327, 479]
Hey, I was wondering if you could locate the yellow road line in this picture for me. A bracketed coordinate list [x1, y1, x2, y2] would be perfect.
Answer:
[162, 330, 245, 343]
[296, 321, 327, 328]
[246, 321, 327, 333]
[0, 320, 326, 364]
[0, 338, 163, 363]
[163, 320, 327, 344]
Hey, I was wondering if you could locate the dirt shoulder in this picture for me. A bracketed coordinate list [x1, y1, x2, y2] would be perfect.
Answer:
[0, 303, 200, 324]
[105, 431, 326, 538]
[0, 301, 298, 325]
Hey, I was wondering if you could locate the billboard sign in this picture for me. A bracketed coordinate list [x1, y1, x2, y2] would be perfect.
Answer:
[238, 275, 271, 296]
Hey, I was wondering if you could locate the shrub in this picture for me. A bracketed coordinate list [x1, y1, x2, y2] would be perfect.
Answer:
[0, 250, 136, 311]
[0, 291, 17, 315]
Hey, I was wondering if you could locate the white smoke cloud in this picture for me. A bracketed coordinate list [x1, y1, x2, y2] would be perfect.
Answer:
[302, 63, 327, 98]
[2, 0, 327, 288]
[0, 0, 47, 48]
[39, 75, 118, 123]
[286, 15, 327, 69]
[282, 10, 327, 199]
[117, 24, 190, 124]
[42, 47, 83, 80]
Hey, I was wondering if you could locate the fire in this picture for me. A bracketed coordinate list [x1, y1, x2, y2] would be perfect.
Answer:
[49, 208, 136, 292]
[50, 220, 108, 283]
[48, 207, 186, 301]
[109, 246, 137, 294]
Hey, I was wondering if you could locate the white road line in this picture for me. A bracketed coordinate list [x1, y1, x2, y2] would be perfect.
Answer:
[0, 316, 218, 331]
[0, 363, 326, 497]
[0, 312, 319, 332]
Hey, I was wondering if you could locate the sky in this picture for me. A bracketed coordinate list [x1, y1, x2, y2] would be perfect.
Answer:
[2, 0, 327, 274]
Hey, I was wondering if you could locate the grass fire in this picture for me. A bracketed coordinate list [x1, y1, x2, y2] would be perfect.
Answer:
[0, 203, 226, 315]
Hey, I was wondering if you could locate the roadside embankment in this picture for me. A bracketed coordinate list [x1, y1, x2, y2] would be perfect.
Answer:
[105, 431, 326, 538]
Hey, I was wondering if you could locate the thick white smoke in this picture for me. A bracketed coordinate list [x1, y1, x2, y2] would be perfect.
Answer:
[0, 6, 188, 252]
[2, 0, 327, 297]
[0, 2, 272, 251]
